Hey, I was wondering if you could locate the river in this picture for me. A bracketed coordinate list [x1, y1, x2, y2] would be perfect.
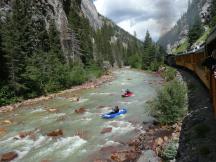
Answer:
[0, 69, 163, 162]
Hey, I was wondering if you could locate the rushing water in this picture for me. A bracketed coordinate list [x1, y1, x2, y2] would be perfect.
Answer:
[0, 69, 163, 162]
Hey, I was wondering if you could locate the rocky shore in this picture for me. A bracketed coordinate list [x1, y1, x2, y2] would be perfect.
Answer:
[91, 121, 182, 162]
[0, 73, 114, 113]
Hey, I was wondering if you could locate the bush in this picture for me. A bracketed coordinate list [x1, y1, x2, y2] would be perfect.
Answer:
[161, 140, 178, 160]
[153, 79, 187, 124]
[67, 66, 87, 85]
[161, 67, 177, 81]
[85, 63, 103, 81]
[149, 61, 162, 71]
[0, 85, 22, 105]
[128, 53, 142, 69]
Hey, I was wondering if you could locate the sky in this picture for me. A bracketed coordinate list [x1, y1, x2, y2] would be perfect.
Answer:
[94, 0, 188, 41]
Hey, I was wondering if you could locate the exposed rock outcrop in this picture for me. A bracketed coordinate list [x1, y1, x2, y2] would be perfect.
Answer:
[101, 127, 112, 134]
[47, 129, 63, 137]
[81, 0, 102, 30]
[74, 107, 86, 114]
[0, 151, 18, 162]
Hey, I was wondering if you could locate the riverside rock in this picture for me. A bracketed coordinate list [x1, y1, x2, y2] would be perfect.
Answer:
[101, 128, 112, 134]
[2, 120, 12, 125]
[47, 129, 63, 137]
[0, 128, 6, 136]
[75, 107, 86, 114]
[18, 131, 34, 139]
[110, 150, 139, 162]
[155, 137, 164, 146]
[0, 152, 18, 162]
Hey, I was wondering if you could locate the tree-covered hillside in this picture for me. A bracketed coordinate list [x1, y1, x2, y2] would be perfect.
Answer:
[0, 0, 165, 106]
[158, 0, 214, 54]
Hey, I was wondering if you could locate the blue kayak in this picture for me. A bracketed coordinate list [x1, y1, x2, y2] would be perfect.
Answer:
[102, 108, 127, 119]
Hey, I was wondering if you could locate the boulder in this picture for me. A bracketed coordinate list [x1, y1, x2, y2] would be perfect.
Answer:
[18, 131, 34, 139]
[101, 128, 112, 134]
[47, 129, 63, 137]
[110, 150, 138, 162]
[0, 128, 6, 136]
[155, 137, 164, 146]
[74, 107, 86, 114]
[2, 120, 12, 125]
[163, 136, 169, 142]
[0, 151, 18, 162]
[47, 108, 58, 113]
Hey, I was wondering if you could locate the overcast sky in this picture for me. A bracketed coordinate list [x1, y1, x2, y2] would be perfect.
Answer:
[94, 0, 188, 41]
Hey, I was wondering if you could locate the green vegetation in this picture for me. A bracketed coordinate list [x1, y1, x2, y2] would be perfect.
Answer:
[195, 27, 210, 45]
[142, 31, 165, 70]
[210, 1, 216, 28]
[173, 39, 189, 54]
[152, 77, 187, 124]
[150, 66, 186, 125]
[188, 17, 204, 46]
[161, 140, 178, 160]
[161, 66, 177, 81]
[0, 1, 104, 106]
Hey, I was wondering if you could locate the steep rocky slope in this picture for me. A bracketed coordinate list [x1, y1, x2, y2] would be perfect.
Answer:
[158, 0, 212, 53]
[0, 0, 143, 66]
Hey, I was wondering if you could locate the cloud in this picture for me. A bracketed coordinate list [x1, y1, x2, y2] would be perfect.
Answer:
[94, 0, 188, 41]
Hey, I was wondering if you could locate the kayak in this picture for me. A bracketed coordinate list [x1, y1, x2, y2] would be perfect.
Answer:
[122, 92, 134, 97]
[102, 108, 127, 119]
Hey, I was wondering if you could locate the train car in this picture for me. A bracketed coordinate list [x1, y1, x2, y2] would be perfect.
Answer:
[175, 46, 210, 89]
[206, 27, 216, 115]
[166, 27, 216, 116]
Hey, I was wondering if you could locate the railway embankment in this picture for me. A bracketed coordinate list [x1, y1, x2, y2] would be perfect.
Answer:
[176, 69, 216, 162]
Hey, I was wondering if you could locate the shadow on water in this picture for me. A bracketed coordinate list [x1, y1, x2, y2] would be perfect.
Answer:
[176, 68, 216, 162]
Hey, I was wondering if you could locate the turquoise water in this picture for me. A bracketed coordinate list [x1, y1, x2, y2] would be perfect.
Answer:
[0, 69, 163, 162]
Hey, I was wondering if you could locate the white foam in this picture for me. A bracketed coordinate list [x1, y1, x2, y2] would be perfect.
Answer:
[30, 108, 46, 113]
[104, 121, 135, 135]
[103, 141, 121, 147]
[78, 98, 89, 103]
[0, 135, 49, 161]
[83, 112, 93, 117]
[44, 113, 66, 119]
[90, 92, 111, 95]
[80, 118, 92, 123]
[60, 136, 87, 157]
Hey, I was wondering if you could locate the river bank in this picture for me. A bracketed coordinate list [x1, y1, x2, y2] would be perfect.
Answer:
[0, 72, 114, 113]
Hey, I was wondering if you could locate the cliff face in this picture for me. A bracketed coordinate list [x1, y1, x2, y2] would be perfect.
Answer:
[81, 0, 102, 30]
[158, 0, 212, 53]
[0, 0, 142, 66]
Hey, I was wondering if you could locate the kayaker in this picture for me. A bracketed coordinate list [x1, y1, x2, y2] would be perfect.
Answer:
[112, 106, 119, 113]
[125, 89, 131, 94]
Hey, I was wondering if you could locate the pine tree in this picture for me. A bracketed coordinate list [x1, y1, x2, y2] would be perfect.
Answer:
[142, 31, 154, 69]
[210, 0, 216, 27]
[0, 22, 8, 81]
[188, 15, 204, 46]
[2, 1, 32, 94]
